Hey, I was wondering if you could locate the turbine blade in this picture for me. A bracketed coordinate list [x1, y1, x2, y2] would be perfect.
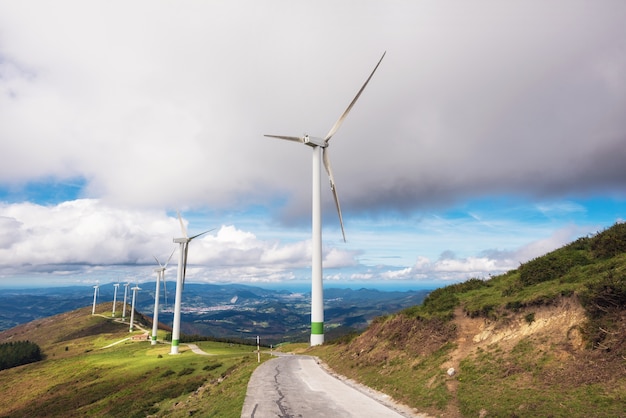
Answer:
[324, 51, 386, 143]
[264, 134, 304, 143]
[177, 211, 188, 238]
[153, 255, 163, 268]
[182, 242, 189, 290]
[189, 228, 215, 241]
[163, 247, 176, 268]
[323, 148, 346, 242]
[163, 274, 168, 308]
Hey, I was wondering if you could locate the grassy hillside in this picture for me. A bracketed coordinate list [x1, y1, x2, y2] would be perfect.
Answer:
[2, 223, 626, 417]
[0, 304, 262, 417]
[311, 222, 626, 417]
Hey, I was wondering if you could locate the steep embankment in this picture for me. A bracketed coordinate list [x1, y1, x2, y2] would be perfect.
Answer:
[315, 223, 626, 417]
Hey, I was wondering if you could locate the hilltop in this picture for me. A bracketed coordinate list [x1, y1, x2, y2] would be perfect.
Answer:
[312, 222, 626, 417]
[0, 304, 261, 417]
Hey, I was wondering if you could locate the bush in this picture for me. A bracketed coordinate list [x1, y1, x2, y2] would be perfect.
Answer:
[579, 272, 626, 353]
[519, 250, 590, 286]
[589, 222, 626, 259]
[403, 278, 491, 320]
[0, 340, 43, 370]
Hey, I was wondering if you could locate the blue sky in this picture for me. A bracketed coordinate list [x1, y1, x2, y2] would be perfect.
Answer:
[1, 1, 625, 290]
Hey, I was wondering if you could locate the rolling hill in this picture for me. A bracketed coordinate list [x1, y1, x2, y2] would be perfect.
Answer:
[2, 223, 626, 417]
[311, 222, 626, 417]
[0, 305, 261, 417]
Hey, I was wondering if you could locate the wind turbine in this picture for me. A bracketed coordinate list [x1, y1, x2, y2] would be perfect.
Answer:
[129, 283, 141, 332]
[265, 52, 385, 346]
[91, 282, 99, 315]
[151, 248, 176, 345]
[112, 282, 119, 317]
[122, 282, 130, 321]
[170, 212, 213, 355]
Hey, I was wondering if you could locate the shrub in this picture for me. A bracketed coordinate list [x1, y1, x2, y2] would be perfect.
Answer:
[589, 222, 626, 259]
[0, 340, 43, 370]
[519, 250, 590, 286]
[579, 272, 626, 352]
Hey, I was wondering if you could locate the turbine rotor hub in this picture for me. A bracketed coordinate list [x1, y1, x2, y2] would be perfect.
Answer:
[303, 135, 327, 148]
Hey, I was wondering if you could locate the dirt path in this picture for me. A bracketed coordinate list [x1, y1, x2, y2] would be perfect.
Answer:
[185, 343, 214, 355]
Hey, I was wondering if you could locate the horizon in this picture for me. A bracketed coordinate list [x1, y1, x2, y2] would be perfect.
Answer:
[0, 279, 436, 293]
[1, 1, 625, 290]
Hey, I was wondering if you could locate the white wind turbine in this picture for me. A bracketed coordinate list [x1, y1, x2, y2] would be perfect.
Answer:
[129, 283, 141, 332]
[122, 282, 130, 321]
[111, 282, 120, 317]
[170, 212, 213, 354]
[151, 249, 176, 345]
[91, 282, 99, 315]
[265, 52, 385, 346]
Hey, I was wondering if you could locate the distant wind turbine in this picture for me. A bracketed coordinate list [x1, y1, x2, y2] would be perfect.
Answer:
[122, 282, 130, 321]
[91, 282, 99, 315]
[112, 282, 119, 317]
[265, 52, 385, 346]
[170, 212, 214, 354]
[151, 248, 176, 346]
[129, 284, 141, 332]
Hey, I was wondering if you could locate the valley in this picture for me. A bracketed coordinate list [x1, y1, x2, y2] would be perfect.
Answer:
[0, 283, 429, 345]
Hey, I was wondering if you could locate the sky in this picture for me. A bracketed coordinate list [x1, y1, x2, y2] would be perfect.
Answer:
[1, 1, 625, 290]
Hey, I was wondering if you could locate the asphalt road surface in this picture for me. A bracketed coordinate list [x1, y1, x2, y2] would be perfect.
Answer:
[241, 354, 424, 418]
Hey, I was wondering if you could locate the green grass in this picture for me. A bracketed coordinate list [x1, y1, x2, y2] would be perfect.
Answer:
[457, 341, 626, 417]
[0, 333, 265, 417]
[311, 341, 455, 411]
[313, 223, 626, 417]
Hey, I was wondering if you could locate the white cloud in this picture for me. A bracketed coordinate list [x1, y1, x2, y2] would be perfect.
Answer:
[1, 1, 625, 288]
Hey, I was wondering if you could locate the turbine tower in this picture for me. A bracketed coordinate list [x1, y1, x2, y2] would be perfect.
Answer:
[129, 284, 141, 332]
[151, 249, 175, 345]
[91, 282, 99, 315]
[265, 52, 385, 346]
[170, 212, 213, 355]
[122, 282, 130, 321]
[112, 282, 119, 317]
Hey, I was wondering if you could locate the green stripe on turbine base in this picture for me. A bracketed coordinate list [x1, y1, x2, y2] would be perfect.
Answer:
[172, 339, 179, 347]
[311, 322, 324, 335]
[151, 336, 157, 341]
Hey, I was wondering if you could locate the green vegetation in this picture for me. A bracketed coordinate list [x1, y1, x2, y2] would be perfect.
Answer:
[397, 223, 626, 328]
[3, 223, 626, 417]
[0, 309, 265, 418]
[313, 222, 626, 417]
[0, 340, 43, 370]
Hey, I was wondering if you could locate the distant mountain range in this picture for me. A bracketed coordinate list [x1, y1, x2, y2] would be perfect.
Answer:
[0, 283, 430, 344]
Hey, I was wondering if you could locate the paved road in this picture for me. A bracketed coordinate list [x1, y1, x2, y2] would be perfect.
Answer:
[241, 354, 424, 418]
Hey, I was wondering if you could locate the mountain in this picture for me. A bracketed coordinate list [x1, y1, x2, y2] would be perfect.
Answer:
[311, 222, 626, 417]
[0, 283, 430, 345]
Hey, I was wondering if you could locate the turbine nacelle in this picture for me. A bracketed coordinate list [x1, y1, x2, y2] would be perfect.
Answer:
[303, 135, 327, 148]
[263, 134, 328, 148]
